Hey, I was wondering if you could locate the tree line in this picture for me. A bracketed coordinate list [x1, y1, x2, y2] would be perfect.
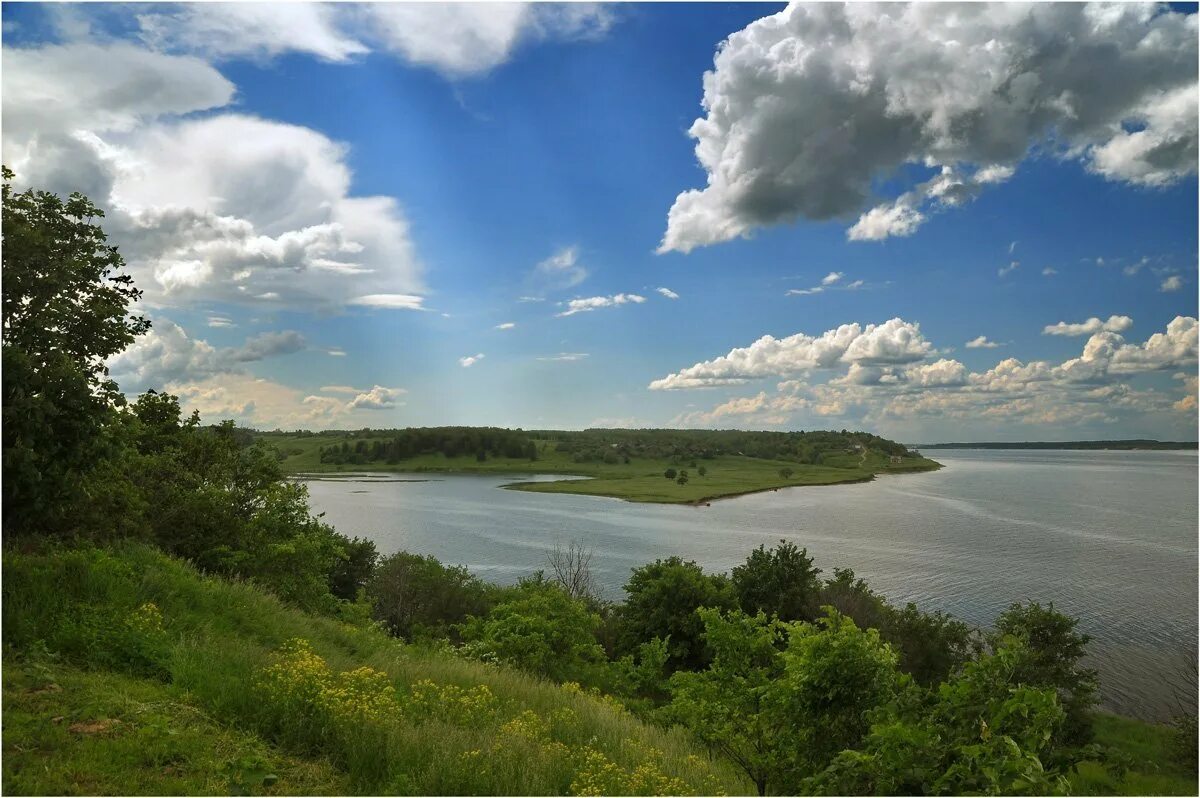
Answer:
[317, 427, 538, 465]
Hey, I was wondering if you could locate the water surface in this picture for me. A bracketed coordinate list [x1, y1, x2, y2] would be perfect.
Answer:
[302, 449, 1198, 721]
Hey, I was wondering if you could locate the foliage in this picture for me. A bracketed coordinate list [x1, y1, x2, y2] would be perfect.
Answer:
[318, 426, 537, 465]
[810, 639, 1070, 796]
[328, 536, 379, 602]
[619, 557, 737, 671]
[731, 539, 822, 622]
[885, 602, 978, 687]
[367, 551, 492, 640]
[459, 578, 608, 684]
[1, 166, 151, 536]
[993, 601, 1100, 747]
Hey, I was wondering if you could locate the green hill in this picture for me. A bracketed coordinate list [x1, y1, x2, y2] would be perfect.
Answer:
[2, 544, 748, 796]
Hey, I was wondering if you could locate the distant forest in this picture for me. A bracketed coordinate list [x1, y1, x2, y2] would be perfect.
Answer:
[280, 426, 916, 467]
[921, 440, 1198, 450]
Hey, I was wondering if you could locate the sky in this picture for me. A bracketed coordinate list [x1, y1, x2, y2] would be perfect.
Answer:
[2, 1, 1197, 442]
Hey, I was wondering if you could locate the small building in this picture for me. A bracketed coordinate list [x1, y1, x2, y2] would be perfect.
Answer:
[889, 455, 903, 464]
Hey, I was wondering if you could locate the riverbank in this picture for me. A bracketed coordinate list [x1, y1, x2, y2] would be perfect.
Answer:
[272, 439, 941, 504]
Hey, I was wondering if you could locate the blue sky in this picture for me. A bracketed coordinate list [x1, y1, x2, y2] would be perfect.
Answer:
[3, 2, 1197, 440]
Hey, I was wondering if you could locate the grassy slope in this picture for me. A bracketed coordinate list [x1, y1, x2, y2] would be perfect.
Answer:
[265, 433, 941, 504]
[2, 544, 748, 796]
[1069, 713, 1197, 796]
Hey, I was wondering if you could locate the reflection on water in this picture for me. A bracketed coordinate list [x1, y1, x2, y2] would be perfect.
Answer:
[301, 449, 1198, 721]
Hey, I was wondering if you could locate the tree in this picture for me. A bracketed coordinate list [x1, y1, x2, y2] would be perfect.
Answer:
[328, 536, 379, 601]
[2, 167, 150, 535]
[810, 640, 1070, 796]
[676, 474, 689, 485]
[664, 468, 677, 480]
[619, 557, 736, 671]
[459, 578, 606, 683]
[992, 601, 1099, 746]
[368, 551, 491, 640]
[546, 540, 598, 604]
[731, 539, 822, 623]
[698, 466, 707, 477]
[885, 602, 978, 687]
[669, 608, 901, 795]
[778, 467, 794, 479]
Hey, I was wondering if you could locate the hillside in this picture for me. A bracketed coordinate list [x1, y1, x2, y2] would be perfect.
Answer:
[2, 544, 748, 796]
[258, 427, 941, 504]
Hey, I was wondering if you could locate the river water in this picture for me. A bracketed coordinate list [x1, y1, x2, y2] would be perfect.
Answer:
[300, 449, 1198, 721]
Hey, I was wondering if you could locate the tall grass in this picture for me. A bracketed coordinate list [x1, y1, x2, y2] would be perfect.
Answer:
[3, 543, 750, 795]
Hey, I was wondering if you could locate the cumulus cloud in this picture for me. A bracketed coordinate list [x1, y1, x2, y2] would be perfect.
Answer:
[1043, 315, 1133, 337]
[459, 353, 486, 368]
[1161, 275, 1184, 292]
[3, 44, 424, 312]
[659, 3, 1197, 252]
[821, 272, 843, 286]
[966, 336, 1002, 349]
[649, 318, 933, 389]
[557, 293, 646, 317]
[668, 317, 1198, 432]
[346, 384, 405, 410]
[656, 287, 680, 300]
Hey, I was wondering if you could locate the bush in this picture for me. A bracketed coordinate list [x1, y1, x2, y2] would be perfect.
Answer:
[732, 539, 822, 623]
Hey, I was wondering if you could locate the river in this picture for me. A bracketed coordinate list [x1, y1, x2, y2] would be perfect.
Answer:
[300, 448, 1198, 722]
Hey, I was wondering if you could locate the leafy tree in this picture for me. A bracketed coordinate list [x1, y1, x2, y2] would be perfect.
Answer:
[676, 474, 689, 485]
[810, 639, 1070, 796]
[778, 467, 794, 479]
[669, 608, 901, 795]
[886, 602, 978, 687]
[459, 577, 606, 683]
[664, 468, 677, 480]
[732, 539, 822, 622]
[697, 465, 707, 477]
[368, 551, 491, 640]
[620, 557, 736, 671]
[992, 602, 1099, 746]
[2, 167, 150, 535]
[820, 567, 890, 631]
[328, 536, 379, 602]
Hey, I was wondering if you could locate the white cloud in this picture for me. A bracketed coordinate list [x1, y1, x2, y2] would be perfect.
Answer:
[107, 319, 306, 394]
[649, 318, 933, 389]
[207, 315, 235, 328]
[530, 246, 588, 294]
[346, 384, 405, 410]
[669, 317, 1198, 433]
[3, 44, 424, 313]
[326, 347, 346, 357]
[350, 3, 614, 78]
[495, 322, 517, 330]
[459, 353, 486, 368]
[1043, 315, 1133, 337]
[133, 2, 613, 78]
[1161, 275, 1184, 292]
[820, 272, 843, 286]
[348, 294, 426, 310]
[966, 336, 1001, 349]
[320, 385, 363, 395]
[557, 293, 646, 317]
[998, 261, 1019, 278]
[137, 3, 369, 63]
[537, 352, 589, 361]
[1042, 267, 1058, 277]
[659, 3, 1197, 252]
[786, 287, 824, 297]
[656, 287, 680, 300]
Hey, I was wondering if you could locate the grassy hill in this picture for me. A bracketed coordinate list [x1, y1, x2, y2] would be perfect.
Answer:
[2, 544, 748, 796]
[261, 430, 941, 504]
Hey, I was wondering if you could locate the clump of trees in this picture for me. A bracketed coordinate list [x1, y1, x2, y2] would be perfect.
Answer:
[318, 427, 537, 465]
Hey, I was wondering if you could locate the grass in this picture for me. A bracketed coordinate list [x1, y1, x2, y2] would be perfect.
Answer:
[1068, 713, 1197, 796]
[263, 433, 941, 504]
[2, 543, 749, 796]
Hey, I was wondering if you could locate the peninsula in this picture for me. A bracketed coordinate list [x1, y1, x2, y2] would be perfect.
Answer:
[259, 427, 941, 504]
